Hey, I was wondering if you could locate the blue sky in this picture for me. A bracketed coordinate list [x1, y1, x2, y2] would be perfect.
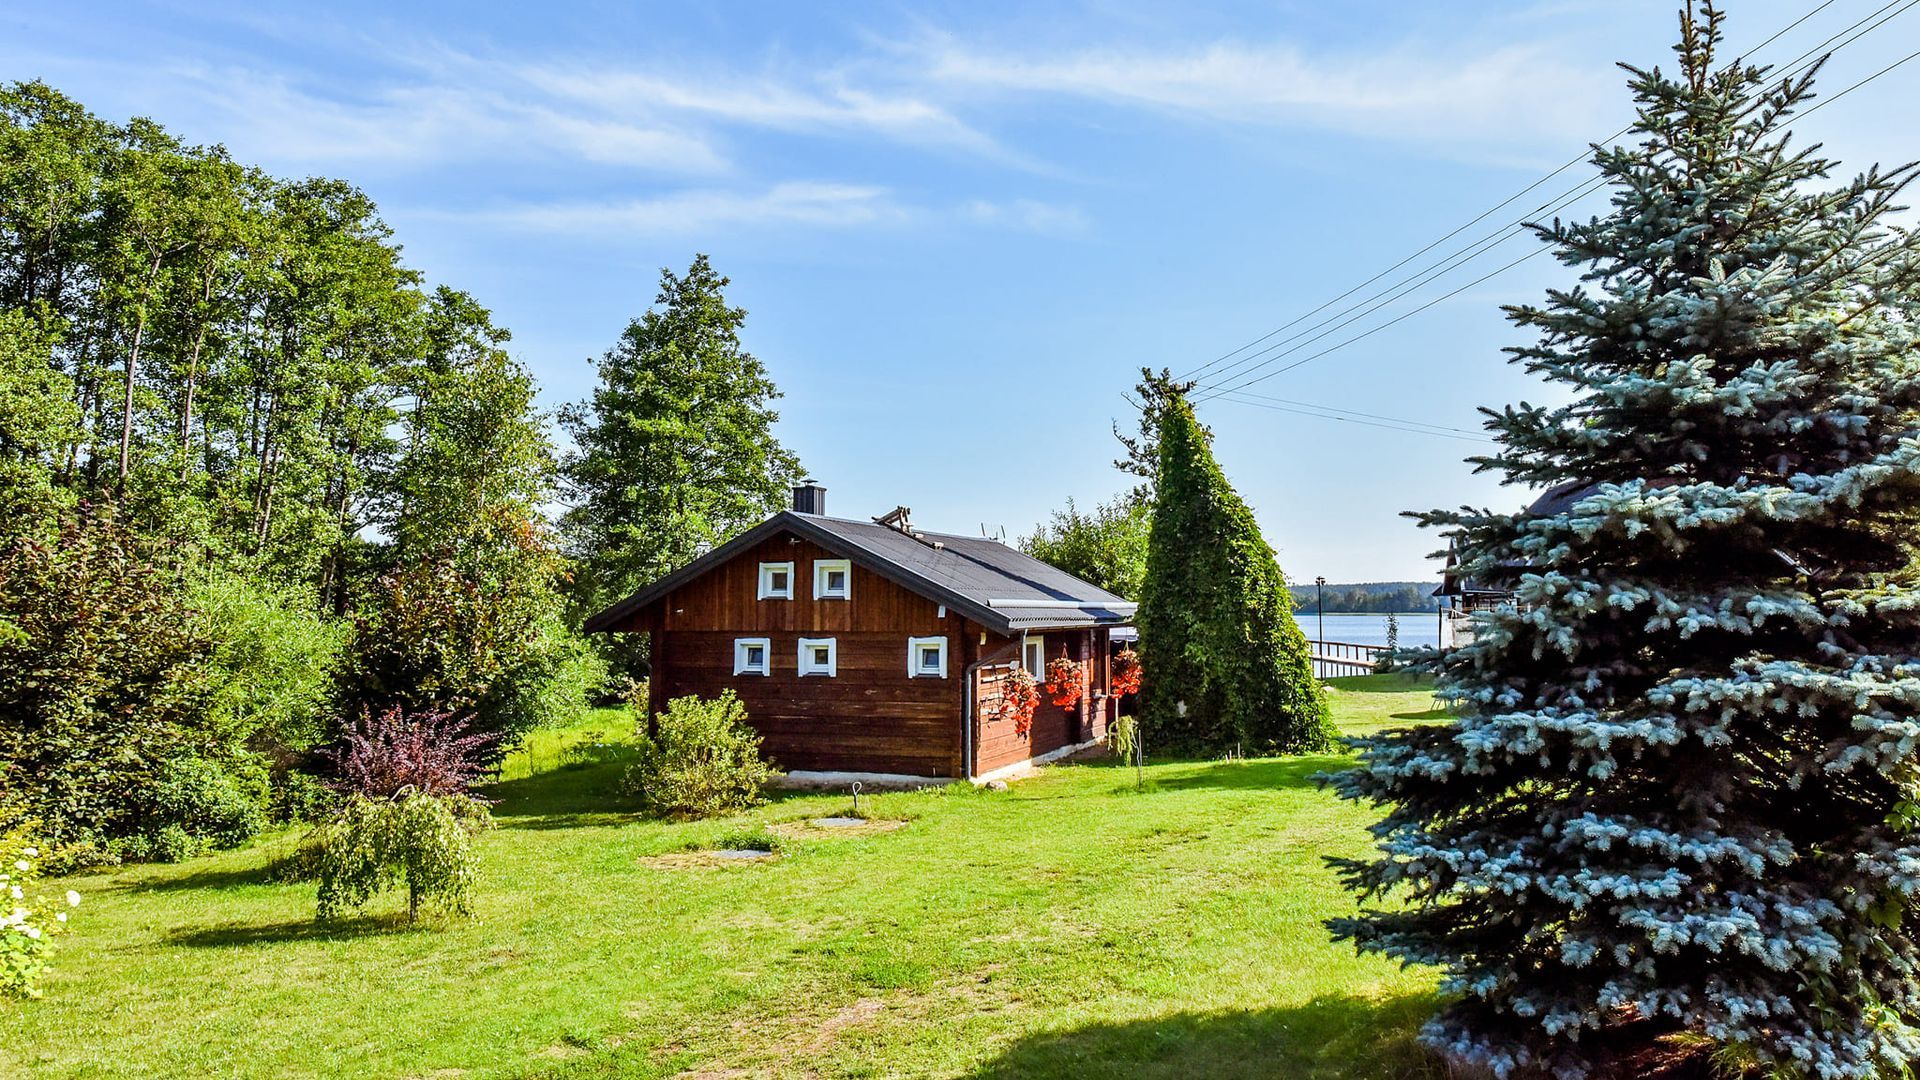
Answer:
[7, 1, 1918, 579]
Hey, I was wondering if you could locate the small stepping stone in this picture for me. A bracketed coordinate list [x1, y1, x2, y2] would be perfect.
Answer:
[711, 849, 774, 860]
[812, 817, 866, 827]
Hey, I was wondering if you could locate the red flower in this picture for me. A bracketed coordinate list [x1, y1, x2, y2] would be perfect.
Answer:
[1111, 647, 1142, 696]
[993, 665, 1041, 737]
[1044, 656, 1086, 709]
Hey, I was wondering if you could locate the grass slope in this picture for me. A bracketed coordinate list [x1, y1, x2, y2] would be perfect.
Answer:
[3, 676, 1445, 1079]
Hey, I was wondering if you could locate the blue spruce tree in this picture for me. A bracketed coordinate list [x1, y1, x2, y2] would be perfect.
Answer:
[1326, 6, 1920, 1077]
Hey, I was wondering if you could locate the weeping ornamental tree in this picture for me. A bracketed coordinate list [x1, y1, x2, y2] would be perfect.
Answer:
[1137, 391, 1331, 754]
[1327, 7, 1920, 1078]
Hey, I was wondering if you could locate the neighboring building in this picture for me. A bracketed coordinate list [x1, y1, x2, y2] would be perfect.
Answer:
[584, 484, 1136, 784]
[1434, 479, 1604, 647]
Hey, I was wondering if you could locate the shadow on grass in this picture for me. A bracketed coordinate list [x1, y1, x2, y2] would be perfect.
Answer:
[167, 914, 412, 948]
[1145, 755, 1355, 793]
[126, 860, 291, 894]
[482, 761, 643, 829]
[1325, 673, 1434, 695]
[966, 992, 1446, 1080]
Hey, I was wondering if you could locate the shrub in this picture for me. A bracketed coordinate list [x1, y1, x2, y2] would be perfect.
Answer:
[1, 827, 80, 1000]
[147, 754, 268, 852]
[267, 769, 339, 825]
[327, 706, 496, 798]
[622, 692, 775, 819]
[191, 575, 346, 756]
[342, 516, 587, 754]
[0, 510, 218, 848]
[312, 792, 489, 924]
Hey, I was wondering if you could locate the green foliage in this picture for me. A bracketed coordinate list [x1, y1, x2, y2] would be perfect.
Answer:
[147, 754, 267, 854]
[561, 254, 804, 677]
[1328, 9, 1920, 1077]
[343, 312, 591, 750]
[622, 691, 776, 819]
[0, 510, 217, 848]
[1018, 492, 1150, 599]
[342, 517, 584, 751]
[0, 309, 78, 536]
[0, 826, 79, 1000]
[190, 574, 345, 754]
[312, 793, 489, 924]
[1136, 393, 1332, 755]
[1286, 582, 1438, 614]
[1112, 367, 1198, 500]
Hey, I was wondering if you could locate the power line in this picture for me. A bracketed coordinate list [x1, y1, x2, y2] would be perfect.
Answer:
[1187, 0, 1919, 400]
[1176, 0, 1858, 386]
[1212, 393, 1496, 444]
[1225, 389, 1492, 436]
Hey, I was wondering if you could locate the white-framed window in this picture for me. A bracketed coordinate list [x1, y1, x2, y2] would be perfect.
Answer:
[733, 637, 771, 676]
[757, 561, 795, 600]
[797, 637, 837, 677]
[813, 559, 852, 600]
[908, 636, 948, 679]
[1022, 634, 1046, 678]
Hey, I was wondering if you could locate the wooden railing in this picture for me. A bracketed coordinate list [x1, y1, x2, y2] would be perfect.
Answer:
[1310, 639, 1386, 679]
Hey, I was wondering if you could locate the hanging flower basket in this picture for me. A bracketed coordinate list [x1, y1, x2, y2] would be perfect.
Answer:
[1111, 647, 1142, 696]
[1045, 656, 1086, 709]
[994, 665, 1040, 738]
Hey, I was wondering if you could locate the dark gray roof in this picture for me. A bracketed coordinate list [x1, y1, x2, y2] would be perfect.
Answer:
[584, 510, 1136, 636]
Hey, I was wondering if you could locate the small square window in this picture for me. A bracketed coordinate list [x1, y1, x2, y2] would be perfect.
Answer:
[908, 636, 948, 678]
[758, 561, 795, 600]
[813, 559, 852, 600]
[733, 637, 771, 676]
[798, 637, 837, 677]
[1022, 636, 1045, 679]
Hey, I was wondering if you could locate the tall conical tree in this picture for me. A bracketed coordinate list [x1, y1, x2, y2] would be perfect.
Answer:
[1136, 391, 1331, 754]
[1327, 7, 1920, 1077]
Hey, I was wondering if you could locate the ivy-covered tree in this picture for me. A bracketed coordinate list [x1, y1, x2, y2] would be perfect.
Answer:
[1326, 8, 1920, 1077]
[1113, 366, 1195, 500]
[561, 254, 803, 676]
[1136, 391, 1330, 754]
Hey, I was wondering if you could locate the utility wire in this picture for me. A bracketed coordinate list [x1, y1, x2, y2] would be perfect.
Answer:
[1225, 389, 1492, 436]
[1188, 0, 1920, 401]
[1212, 393, 1496, 444]
[1175, 0, 1859, 386]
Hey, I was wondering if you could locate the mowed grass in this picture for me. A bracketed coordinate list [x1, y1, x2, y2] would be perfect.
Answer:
[3, 676, 1445, 1079]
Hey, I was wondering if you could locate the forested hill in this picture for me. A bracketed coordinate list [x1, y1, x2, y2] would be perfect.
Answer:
[1286, 581, 1439, 613]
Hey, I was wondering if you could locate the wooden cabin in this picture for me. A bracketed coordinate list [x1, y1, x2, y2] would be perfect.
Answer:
[584, 484, 1136, 783]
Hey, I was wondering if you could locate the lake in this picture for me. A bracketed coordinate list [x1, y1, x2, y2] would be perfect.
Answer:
[1287, 611, 1442, 650]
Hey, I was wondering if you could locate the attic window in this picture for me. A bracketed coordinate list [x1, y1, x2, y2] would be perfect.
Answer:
[814, 559, 852, 600]
[798, 637, 837, 677]
[733, 638, 771, 676]
[908, 636, 948, 679]
[758, 561, 794, 600]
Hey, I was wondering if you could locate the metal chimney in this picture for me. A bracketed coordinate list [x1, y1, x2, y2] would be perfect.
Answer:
[792, 481, 826, 516]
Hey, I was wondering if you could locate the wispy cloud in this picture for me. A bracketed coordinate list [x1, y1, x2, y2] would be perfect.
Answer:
[511, 64, 1000, 156]
[161, 61, 726, 173]
[446, 184, 1090, 240]
[464, 182, 907, 236]
[904, 33, 1620, 161]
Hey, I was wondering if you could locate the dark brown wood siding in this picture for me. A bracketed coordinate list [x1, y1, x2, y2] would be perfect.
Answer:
[611, 532, 966, 776]
[972, 629, 1104, 774]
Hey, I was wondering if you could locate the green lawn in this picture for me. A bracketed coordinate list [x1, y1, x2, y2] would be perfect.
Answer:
[3, 676, 1445, 1079]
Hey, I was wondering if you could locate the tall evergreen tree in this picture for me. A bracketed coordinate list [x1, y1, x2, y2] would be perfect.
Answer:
[561, 254, 803, 674]
[1136, 391, 1330, 753]
[1327, 8, 1920, 1077]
